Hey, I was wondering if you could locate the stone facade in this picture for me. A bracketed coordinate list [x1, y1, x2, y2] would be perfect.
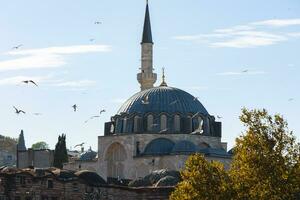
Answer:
[17, 149, 54, 169]
[97, 133, 231, 180]
[0, 151, 16, 167]
[0, 167, 172, 200]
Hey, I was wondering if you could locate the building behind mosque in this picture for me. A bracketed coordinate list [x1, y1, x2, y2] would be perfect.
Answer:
[64, 1, 232, 181]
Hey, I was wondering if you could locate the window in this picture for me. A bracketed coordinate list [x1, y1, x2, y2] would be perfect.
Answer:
[134, 116, 140, 133]
[122, 118, 127, 133]
[19, 176, 26, 186]
[160, 115, 167, 131]
[72, 183, 79, 192]
[174, 115, 181, 132]
[147, 115, 154, 131]
[47, 180, 53, 189]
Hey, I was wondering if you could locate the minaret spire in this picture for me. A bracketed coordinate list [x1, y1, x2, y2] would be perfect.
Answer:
[137, 1, 157, 91]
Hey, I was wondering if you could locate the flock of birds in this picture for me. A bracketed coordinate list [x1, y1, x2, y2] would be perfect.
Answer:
[11, 21, 107, 124]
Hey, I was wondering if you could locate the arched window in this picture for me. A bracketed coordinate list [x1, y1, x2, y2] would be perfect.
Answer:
[115, 118, 122, 133]
[147, 115, 154, 132]
[174, 115, 181, 133]
[160, 114, 167, 131]
[134, 116, 141, 133]
[105, 143, 127, 178]
[122, 117, 127, 133]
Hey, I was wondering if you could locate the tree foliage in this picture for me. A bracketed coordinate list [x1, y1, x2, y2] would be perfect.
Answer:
[0, 135, 17, 153]
[31, 141, 49, 150]
[230, 108, 300, 199]
[171, 108, 300, 200]
[53, 134, 68, 169]
[170, 154, 232, 200]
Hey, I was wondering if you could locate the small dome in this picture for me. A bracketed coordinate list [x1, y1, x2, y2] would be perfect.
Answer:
[117, 86, 209, 115]
[143, 138, 174, 155]
[75, 170, 106, 186]
[79, 149, 97, 161]
[172, 140, 197, 153]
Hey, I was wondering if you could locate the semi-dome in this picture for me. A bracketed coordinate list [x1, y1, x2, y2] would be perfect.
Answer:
[117, 86, 209, 115]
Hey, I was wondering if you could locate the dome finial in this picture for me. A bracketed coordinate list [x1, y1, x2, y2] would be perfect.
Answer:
[160, 67, 168, 87]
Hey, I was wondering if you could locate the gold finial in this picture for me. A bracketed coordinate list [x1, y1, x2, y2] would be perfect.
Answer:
[160, 67, 168, 87]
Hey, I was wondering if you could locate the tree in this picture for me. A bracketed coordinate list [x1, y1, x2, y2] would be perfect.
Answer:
[53, 134, 68, 169]
[229, 108, 300, 199]
[31, 141, 49, 150]
[170, 154, 232, 200]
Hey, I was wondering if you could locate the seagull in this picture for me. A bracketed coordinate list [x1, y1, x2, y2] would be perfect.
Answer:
[84, 115, 100, 123]
[13, 106, 26, 114]
[12, 44, 23, 49]
[169, 100, 178, 106]
[89, 38, 95, 42]
[159, 128, 168, 133]
[242, 70, 249, 73]
[74, 143, 85, 148]
[33, 113, 42, 116]
[100, 109, 106, 114]
[21, 80, 38, 87]
[217, 115, 223, 119]
[72, 104, 77, 112]
[192, 112, 200, 118]
[94, 21, 102, 25]
[288, 98, 294, 102]
[141, 95, 149, 105]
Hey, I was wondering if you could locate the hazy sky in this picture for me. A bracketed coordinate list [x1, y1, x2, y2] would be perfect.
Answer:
[0, 0, 299, 151]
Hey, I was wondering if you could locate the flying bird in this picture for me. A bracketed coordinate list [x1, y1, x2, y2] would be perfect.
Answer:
[72, 104, 77, 112]
[288, 98, 294, 102]
[217, 115, 223, 119]
[94, 21, 102, 25]
[100, 109, 106, 114]
[74, 143, 85, 148]
[242, 70, 249, 73]
[12, 44, 23, 50]
[141, 95, 149, 105]
[169, 100, 178, 106]
[84, 115, 100, 123]
[89, 38, 95, 42]
[33, 113, 42, 116]
[13, 106, 26, 114]
[192, 112, 200, 119]
[159, 129, 168, 133]
[21, 80, 38, 86]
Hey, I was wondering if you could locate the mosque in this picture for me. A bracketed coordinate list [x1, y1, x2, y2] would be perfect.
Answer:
[64, 2, 232, 181]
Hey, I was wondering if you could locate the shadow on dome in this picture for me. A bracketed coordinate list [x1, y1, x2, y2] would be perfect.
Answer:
[143, 138, 175, 155]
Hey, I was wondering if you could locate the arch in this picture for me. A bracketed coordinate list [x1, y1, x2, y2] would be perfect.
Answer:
[160, 114, 167, 131]
[105, 143, 127, 178]
[172, 140, 197, 153]
[174, 115, 181, 133]
[147, 114, 154, 132]
[143, 138, 175, 155]
[134, 116, 141, 133]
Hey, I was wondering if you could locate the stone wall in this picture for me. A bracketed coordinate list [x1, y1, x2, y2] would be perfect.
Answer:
[17, 149, 54, 168]
[97, 133, 230, 180]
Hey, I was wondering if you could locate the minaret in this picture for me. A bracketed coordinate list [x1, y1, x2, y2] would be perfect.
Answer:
[137, 0, 157, 91]
[17, 130, 26, 151]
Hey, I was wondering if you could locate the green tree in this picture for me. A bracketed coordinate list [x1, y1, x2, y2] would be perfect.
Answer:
[170, 154, 232, 200]
[31, 141, 49, 150]
[53, 134, 68, 169]
[229, 108, 300, 199]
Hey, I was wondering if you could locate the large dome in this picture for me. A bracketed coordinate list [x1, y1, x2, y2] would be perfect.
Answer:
[117, 86, 209, 115]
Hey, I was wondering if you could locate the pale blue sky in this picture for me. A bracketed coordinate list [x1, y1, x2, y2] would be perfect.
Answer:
[0, 0, 299, 151]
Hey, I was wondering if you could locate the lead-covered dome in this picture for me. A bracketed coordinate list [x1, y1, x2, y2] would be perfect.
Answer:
[117, 86, 209, 115]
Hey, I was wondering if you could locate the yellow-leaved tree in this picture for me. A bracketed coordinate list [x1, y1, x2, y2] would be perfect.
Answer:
[229, 108, 300, 199]
[170, 108, 300, 200]
[170, 154, 232, 200]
